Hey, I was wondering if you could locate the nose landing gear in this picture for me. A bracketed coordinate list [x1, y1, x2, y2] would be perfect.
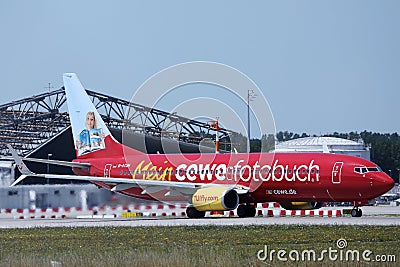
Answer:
[351, 207, 362, 217]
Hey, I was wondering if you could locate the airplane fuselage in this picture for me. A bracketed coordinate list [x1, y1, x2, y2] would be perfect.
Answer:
[73, 150, 393, 204]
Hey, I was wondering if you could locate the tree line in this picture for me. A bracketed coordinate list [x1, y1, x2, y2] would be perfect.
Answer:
[195, 130, 399, 182]
[249, 131, 400, 183]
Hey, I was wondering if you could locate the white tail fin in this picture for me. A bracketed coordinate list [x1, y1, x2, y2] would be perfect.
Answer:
[63, 73, 142, 158]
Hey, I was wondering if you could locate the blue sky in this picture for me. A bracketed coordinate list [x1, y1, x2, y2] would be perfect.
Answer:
[1, 1, 399, 136]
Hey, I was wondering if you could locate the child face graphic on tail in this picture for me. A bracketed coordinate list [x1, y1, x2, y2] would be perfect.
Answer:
[75, 111, 105, 156]
[85, 112, 97, 130]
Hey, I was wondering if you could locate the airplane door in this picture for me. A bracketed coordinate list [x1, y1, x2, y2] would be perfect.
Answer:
[104, 164, 112, 178]
[332, 162, 343, 184]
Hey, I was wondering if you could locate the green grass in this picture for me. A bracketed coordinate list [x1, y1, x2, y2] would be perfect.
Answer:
[0, 225, 399, 266]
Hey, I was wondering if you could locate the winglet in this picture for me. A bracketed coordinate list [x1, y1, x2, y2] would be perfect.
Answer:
[10, 175, 29, 187]
[7, 145, 35, 186]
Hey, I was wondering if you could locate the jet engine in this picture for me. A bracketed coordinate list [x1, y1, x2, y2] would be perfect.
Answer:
[279, 201, 324, 210]
[192, 186, 239, 211]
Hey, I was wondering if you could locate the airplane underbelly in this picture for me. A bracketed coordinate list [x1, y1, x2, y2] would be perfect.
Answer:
[253, 183, 330, 202]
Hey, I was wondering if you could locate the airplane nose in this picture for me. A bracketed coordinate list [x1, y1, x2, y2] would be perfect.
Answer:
[373, 173, 395, 194]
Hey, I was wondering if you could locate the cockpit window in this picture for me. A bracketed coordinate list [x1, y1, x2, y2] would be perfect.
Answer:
[354, 166, 381, 174]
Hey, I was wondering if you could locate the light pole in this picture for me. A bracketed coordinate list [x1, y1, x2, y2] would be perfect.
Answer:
[47, 153, 52, 185]
[247, 89, 256, 151]
[397, 168, 400, 183]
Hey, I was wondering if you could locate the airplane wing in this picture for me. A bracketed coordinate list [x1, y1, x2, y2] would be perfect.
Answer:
[8, 145, 249, 197]
[11, 170, 249, 197]
[7, 144, 35, 176]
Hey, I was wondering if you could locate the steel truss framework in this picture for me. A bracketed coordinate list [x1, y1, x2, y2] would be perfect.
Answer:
[0, 87, 234, 156]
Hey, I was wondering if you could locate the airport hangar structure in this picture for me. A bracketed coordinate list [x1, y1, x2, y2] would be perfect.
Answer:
[0, 86, 241, 181]
[275, 136, 371, 160]
[0, 87, 241, 208]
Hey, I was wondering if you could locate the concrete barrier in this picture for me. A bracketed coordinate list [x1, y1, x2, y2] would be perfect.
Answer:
[1, 202, 344, 219]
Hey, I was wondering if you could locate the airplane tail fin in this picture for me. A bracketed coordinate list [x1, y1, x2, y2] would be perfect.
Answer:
[63, 73, 143, 159]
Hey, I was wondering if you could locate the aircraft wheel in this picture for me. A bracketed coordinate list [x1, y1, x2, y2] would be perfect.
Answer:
[351, 209, 357, 217]
[186, 207, 205, 219]
[356, 209, 362, 217]
[245, 205, 256, 217]
[237, 205, 247, 218]
[351, 208, 362, 217]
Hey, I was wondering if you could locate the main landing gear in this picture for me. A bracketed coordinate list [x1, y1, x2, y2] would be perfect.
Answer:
[186, 207, 206, 219]
[351, 207, 362, 217]
[186, 204, 257, 218]
[237, 204, 256, 218]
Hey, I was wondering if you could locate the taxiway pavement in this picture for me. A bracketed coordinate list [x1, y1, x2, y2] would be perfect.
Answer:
[0, 206, 399, 228]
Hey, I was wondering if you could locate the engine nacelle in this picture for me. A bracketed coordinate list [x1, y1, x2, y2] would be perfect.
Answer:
[192, 186, 239, 211]
[279, 201, 324, 210]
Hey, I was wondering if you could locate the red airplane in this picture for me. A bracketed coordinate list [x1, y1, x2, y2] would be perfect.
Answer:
[9, 73, 394, 218]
